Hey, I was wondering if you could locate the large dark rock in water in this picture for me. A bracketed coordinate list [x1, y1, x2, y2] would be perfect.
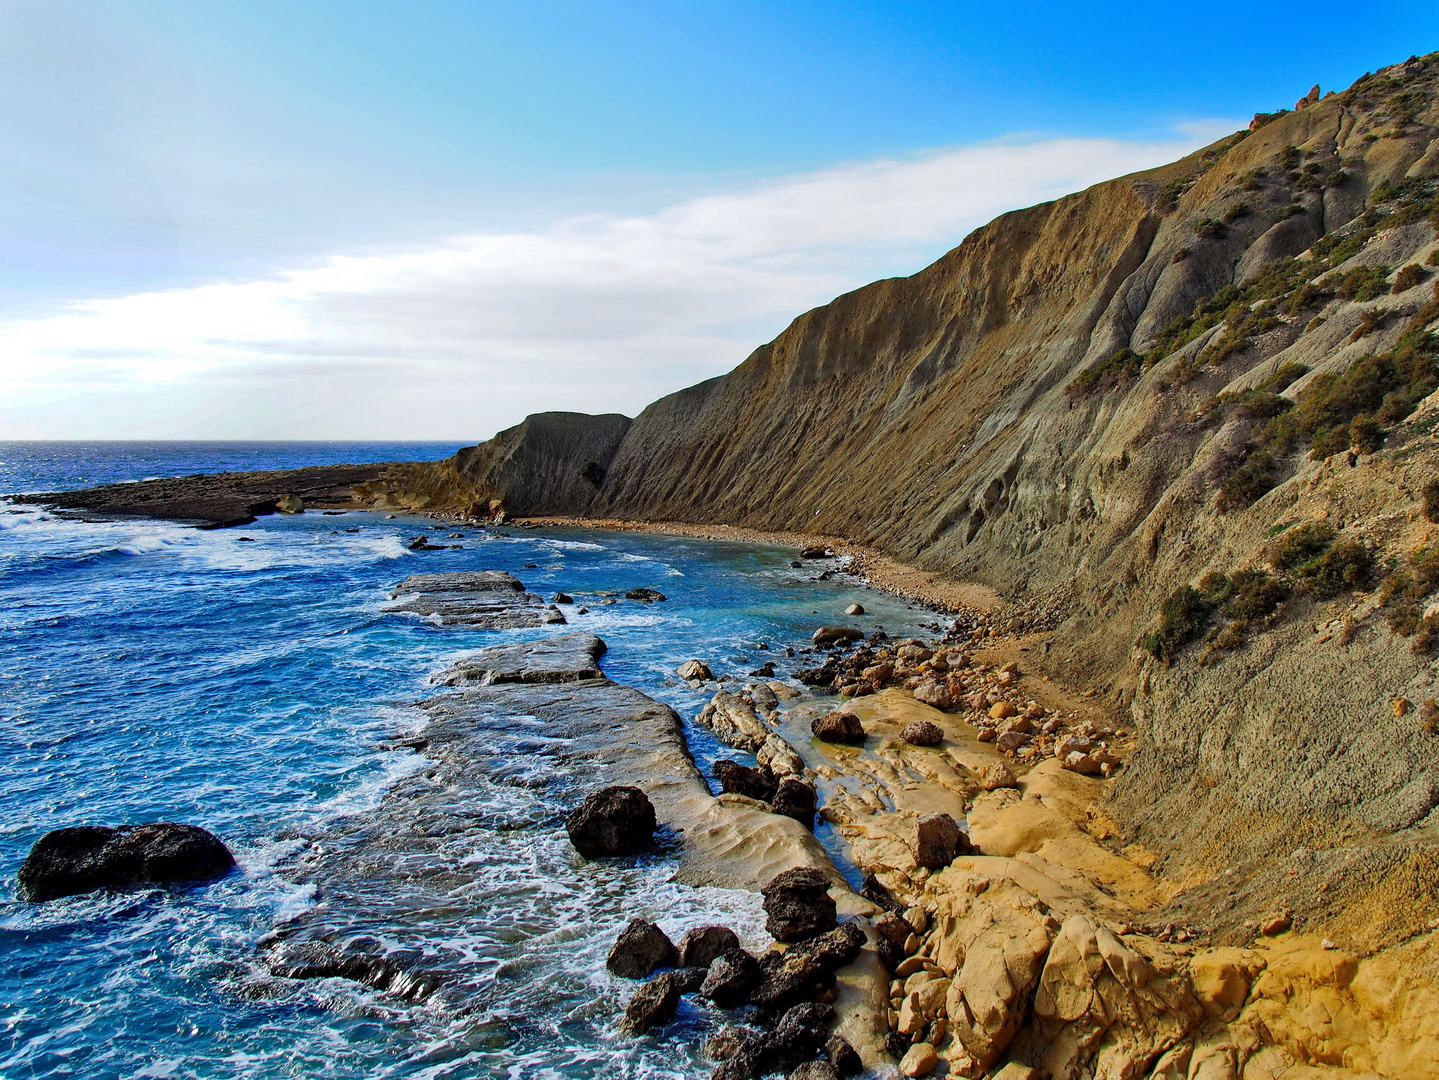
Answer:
[620, 971, 682, 1035]
[18, 823, 235, 902]
[761, 867, 837, 942]
[565, 786, 656, 857]
[677, 925, 740, 969]
[715, 760, 778, 802]
[699, 946, 764, 1007]
[772, 779, 817, 830]
[607, 919, 677, 978]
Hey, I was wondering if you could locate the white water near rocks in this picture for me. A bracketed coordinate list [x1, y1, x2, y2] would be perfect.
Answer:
[0, 446, 941, 1078]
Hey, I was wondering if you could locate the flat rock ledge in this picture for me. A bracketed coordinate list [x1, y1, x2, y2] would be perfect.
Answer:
[386, 570, 569, 629]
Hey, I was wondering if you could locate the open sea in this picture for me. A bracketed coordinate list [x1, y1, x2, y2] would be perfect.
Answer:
[0, 443, 935, 1079]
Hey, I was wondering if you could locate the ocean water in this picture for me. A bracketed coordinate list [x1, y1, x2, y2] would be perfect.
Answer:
[0, 445, 937, 1079]
[0, 441, 463, 495]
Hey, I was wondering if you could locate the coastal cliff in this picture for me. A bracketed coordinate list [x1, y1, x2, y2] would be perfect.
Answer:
[374, 55, 1439, 916]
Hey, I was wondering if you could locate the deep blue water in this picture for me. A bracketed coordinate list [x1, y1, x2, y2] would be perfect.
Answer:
[0, 444, 933, 1078]
[0, 441, 461, 494]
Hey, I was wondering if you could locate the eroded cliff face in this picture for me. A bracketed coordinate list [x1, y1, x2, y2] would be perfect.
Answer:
[378, 58, 1439, 895]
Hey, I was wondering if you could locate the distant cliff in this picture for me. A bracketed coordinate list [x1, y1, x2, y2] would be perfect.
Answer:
[376, 56, 1439, 895]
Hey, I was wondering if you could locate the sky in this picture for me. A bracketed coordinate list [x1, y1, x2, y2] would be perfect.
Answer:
[1, 1, 1436, 441]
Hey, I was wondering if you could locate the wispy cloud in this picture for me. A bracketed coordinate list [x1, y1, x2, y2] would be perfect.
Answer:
[0, 133, 1216, 439]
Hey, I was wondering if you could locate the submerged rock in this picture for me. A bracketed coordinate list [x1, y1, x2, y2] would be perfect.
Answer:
[761, 867, 837, 942]
[18, 823, 235, 902]
[565, 786, 656, 858]
[607, 919, 677, 978]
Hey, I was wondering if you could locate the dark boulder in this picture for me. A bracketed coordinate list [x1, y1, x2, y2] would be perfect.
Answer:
[810, 711, 865, 745]
[707, 1024, 759, 1062]
[772, 779, 817, 830]
[552, 592, 574, 603]
[677, 925, 741, 969]
[700, 947, 764, 1007]
[715, 760, 778, 803]
[873, 910, 913, 945]
[18, 823, 235, 902]
[914, 812, 963, 869]
[625, 588, 667, 602]
[565, 786, 656, 858]
[762, 1001, 836, 1073]
[751, 924, 865, 1010]
[900, 720, 944, 746]
[620, 971, 681, 1035]
[607, 919, 677, 978]
[860, 871, 905, 913]
[826, 1035, 863, 1076]
[670, 965, 710, 994]
[761, 867, 836, 942]
[800, 547, 829, 559]
[263, 938, 440, 1001]
[874, 936, 905, 974]
[811, 626, 863, 646]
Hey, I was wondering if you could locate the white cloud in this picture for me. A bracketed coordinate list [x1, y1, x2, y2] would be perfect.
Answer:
[0, 134, 1211, 440]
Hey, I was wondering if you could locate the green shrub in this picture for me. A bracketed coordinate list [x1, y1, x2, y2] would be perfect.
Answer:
[1217, 451, 1277, 511]
[1225, 569, 1289, 621]
[1223, 202, 1251, 223]
[1194, 218, 1228, 239]
[1066, 347, 1148, 397]
[1260, 362, 1309, 392]
[1145, 586, 1213, 662]
[1273, 522, 1336, 569]
[1328, 265, 1392, 301]
[1395, 264, 1429, 293]
[1297, 539, 1374, 599]
[1349, 414, 1383, 452]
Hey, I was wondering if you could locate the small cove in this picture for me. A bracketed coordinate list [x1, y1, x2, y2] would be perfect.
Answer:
[0, 446, 939, 1079]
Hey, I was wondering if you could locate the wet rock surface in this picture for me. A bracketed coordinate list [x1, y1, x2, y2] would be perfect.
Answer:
[386, 570, 568, 629]
[607, 919, 677, 978]
[567, 786, 658, 858]
[18, 823, 235, 902]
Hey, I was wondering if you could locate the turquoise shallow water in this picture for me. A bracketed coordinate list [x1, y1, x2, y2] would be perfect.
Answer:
[0, 446, 937, 1079]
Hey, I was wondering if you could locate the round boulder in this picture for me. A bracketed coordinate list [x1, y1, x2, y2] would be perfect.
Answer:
[844, 603, 864, 616]
[18, 823, 235, 903]
[900, 720, 944, 746]
[811, 711, 865, 745]
[677, 925, 740, 969]
[565, 786, 656, 858]
[761, 867, 837, 942]
[607, 919, 677, 978]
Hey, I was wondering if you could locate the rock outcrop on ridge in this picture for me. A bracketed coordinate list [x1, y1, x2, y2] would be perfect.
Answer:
[372, 56, 1439, 912]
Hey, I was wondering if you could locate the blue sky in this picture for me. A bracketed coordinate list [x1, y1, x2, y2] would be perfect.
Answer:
[1, 1, 1436, 438]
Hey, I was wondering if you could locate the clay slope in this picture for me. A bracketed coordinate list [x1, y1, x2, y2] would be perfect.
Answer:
[379, 56, 1439, 915]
